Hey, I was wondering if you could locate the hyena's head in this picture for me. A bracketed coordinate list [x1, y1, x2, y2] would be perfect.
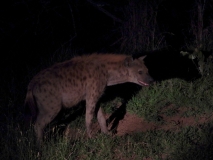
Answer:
[125, 56, 154, 86]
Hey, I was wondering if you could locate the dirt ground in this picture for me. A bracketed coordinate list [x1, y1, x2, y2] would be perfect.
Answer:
[64, 107, 213, 139]
[115, 111, 213, 136]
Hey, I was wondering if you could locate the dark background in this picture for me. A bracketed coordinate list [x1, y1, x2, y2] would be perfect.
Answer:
[0, 0, 201, 66]
[0, 0, 212, 108]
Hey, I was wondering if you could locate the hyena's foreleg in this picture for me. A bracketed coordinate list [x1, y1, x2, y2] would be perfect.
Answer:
[97, 107, 108, 134]
[85, 82, 108, 137]
[85, 99, 108, 137]
[85, 101, 95, 138]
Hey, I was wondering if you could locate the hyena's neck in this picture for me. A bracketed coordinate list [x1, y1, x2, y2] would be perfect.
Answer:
[107, 67, 129, 86]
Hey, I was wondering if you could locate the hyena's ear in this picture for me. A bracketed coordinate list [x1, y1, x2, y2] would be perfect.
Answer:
[124, 56, 134, 67]
[138, 55, 147, 61]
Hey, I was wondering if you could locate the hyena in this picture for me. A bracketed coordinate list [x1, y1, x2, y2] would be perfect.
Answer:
[25, 53, 153, 143]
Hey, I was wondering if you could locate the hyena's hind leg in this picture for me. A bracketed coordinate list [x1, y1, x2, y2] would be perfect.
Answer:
[34, 102, 61, 144]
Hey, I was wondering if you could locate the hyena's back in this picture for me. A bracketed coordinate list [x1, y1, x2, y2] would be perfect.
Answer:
[25, 53, 153, 144]
[26, 54, 125, 142]
[29, 54, 113, 107]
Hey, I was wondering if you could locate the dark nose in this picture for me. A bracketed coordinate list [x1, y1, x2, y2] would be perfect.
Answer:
[148, 75, 154, 84]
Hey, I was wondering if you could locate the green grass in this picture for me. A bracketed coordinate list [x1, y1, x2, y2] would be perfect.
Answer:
[1, 65, 213, 159]
[2, 121, 213, 160]
[127, 76, 213, 121]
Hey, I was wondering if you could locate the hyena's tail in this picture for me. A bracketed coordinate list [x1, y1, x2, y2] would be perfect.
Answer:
[24, 84, 37, 126]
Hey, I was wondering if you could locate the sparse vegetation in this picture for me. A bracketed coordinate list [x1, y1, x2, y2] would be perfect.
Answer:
[119, 0, 167, 53]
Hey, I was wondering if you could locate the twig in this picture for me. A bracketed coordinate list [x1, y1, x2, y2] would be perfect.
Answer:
[86, 0, 123, 23]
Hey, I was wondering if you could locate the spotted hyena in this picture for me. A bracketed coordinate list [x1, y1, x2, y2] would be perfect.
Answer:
[25, 53, 153, 143]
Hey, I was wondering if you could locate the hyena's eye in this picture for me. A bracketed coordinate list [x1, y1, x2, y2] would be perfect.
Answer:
[138, 70, 143, 75]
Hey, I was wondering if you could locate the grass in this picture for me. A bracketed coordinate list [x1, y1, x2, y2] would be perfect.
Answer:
[1, 74, 213, 160]
[127, 76, 213, 121]
[1, 46, 213, 159]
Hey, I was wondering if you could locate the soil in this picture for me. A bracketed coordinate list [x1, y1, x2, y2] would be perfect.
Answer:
[115, 111, 212, 136]
[116, 107, 213, 136]
[64, 106, 213, 139]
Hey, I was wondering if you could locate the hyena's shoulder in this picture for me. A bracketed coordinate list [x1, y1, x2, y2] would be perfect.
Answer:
[30, 53, 129, 82]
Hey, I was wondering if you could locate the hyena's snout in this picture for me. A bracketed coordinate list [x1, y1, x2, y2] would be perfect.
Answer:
[145, 74, 154, 84]
[138, 74, 154, 86]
